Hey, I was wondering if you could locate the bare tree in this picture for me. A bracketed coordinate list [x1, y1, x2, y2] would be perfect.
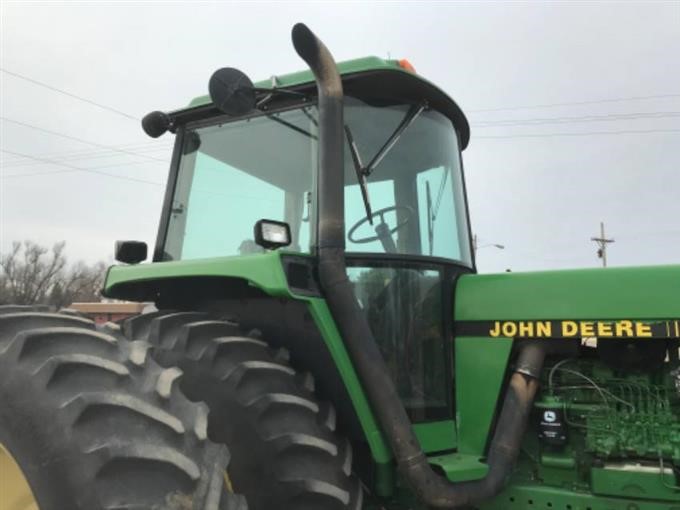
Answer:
[0, 241, 67, 305]
[0, 241, 105, 306]
[51, 261, 107, 309]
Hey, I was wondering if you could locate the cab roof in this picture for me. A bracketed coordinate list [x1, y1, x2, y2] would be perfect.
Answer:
[187, 56, 471, 149]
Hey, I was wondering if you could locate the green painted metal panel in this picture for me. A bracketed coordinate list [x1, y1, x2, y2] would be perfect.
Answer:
[456, 265, 680, 321]
[590, 467, 679, 501]
[412, 420, 457, 453]
[455, 336, 513, 456]
[428, 452, 489, 482]
[305, 298, 392, 464]
[104, 251, 291, 297]
[188, 56, 410, 107]
[483, 483, 679, 510]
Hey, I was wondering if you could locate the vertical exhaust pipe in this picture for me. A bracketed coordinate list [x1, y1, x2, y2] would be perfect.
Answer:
[292, 22, 546, 508]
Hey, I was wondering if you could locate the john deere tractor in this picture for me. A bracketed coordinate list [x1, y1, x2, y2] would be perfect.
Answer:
[2, 23, 679, 510]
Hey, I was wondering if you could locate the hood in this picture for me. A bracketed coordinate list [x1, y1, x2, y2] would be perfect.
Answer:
[455, 264, 680, 321]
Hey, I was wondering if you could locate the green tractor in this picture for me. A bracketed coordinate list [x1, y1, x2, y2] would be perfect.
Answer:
[2, 23, 679, 510]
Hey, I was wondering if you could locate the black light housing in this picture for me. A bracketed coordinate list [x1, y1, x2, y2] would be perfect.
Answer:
[141, 111, 172, 138]
[253, 220, 291, 250]
[115, 240, 148, 264]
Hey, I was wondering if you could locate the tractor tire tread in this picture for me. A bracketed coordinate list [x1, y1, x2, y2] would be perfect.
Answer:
[0, 311, 246, 510]
[118, 310, 363, 510]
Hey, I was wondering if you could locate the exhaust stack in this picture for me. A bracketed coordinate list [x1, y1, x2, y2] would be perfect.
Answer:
[292, 22, 545, 508]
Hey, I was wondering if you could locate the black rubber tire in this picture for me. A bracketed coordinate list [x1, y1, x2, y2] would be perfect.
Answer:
[116, 310, 364, 510]
[0, 306, 247, 510]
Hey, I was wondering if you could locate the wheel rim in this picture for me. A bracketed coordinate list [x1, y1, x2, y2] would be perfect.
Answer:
[0, 443, 40, 510]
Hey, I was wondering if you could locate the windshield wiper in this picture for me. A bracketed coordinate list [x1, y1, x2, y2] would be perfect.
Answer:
[344, 125, 373, 224]
[425, 168, 449, 255]
[426, 181, 434, 255]
[343, 102, 427, 225]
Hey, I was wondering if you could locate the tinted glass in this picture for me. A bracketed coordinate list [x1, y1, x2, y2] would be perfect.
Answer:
[343, 98, 471, 263]
[163, 97, 472, 265]
[348, 264, 451, 421]
[163, 108, 316, 260]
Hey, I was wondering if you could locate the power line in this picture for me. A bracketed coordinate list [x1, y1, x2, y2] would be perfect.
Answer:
[0, 142, 169, 166]
[2, 158, 165, 179]
[0, 141, 171, 169]
[0, 117, 166, 163]
[467, 93, 680, 113]
[472, 110, 680, 127]
[0, 68, 139, 120]
[476, 128, 680, 139]
[0, 149, 162, 186]
[622, 229, 680, 240]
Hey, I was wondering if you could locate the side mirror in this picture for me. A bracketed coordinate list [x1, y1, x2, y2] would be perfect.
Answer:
[209, 67, 256, 116]
[115, 241, 148, 264]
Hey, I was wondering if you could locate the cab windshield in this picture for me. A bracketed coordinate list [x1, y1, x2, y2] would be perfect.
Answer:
[162, 97, 472, 265]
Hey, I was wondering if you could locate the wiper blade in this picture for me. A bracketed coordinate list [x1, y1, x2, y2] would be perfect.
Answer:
[425, 168, 449, 255]
[432, 167, 448, 220]
[426, 180, 433, 256]
[344, 125, 373, 224]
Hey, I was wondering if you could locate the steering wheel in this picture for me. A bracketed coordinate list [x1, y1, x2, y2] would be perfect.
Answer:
[347, 205, 414, 244]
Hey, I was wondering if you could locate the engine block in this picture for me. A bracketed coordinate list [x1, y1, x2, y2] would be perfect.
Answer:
[540, 359, 680, 462]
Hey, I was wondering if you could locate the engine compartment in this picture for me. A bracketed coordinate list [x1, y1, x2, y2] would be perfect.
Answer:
[529, 338, 680, 503]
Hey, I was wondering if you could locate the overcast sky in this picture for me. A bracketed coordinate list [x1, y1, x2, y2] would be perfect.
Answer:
[1, 1, 678, 273]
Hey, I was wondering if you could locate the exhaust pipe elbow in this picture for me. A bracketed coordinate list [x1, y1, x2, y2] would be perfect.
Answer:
[292, 23, 343, 99]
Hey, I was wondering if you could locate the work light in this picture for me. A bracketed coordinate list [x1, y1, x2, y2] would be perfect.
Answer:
[254, 219, 291, 249]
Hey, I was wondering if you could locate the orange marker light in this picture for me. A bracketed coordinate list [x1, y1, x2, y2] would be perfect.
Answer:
[398, 59, 416, 73]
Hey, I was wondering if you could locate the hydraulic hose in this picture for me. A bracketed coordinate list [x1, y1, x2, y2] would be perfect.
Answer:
[291, 22, 546, 508]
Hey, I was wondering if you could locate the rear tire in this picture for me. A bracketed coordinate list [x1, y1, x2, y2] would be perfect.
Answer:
[117, 311, 364, 510]
[0, 307, 247, 510]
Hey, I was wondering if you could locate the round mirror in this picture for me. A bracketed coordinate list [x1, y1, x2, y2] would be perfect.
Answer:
[209, 67, 256, 116]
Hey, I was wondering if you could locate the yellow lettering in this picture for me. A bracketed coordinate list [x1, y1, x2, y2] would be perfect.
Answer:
[502, 322, 518, 337]
[635, 322, 652, 337]
[562, 321, 579, 337]
[596, 322, 613, 337]
[615, 320, 634, 337]
[536, 321, 552, 337]
[489, 321, 502, 337]
[518, 322, 534, 337]
[580, 321, 595, 337]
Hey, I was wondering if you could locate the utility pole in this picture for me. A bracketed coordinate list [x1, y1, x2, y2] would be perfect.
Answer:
[591, 222, 615, 267]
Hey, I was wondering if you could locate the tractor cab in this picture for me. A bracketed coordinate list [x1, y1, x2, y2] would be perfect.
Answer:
[147, 61, 474, 423]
